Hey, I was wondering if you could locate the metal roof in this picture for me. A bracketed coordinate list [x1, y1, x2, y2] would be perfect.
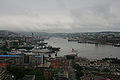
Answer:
[0, 55, 21, 57]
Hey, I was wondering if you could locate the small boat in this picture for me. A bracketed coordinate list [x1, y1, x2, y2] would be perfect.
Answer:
[48, 54, 51, 57]
[114, 44, 120, 47]
[47, 46, 60, 51]
[55, 53, 57, 56]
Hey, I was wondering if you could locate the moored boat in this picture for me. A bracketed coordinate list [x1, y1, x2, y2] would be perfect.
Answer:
[47, 46, 60, 51]
[32, 47, 53, 53]
[114, 44, 120, 47]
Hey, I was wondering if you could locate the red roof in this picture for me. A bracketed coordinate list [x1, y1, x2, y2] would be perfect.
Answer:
[0, 63, 9, 68]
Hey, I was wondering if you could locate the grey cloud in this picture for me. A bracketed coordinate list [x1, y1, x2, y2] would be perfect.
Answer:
[0, 0, 120, 32]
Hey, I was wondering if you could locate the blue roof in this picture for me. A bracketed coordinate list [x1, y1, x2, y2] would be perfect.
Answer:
[0, 55, 21, 57]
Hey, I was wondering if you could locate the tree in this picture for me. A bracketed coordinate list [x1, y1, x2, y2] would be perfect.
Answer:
[102, 68, 110, 72]
[73, 64, 84, 80]
[7, 65, 45, 80]
[7, 65, 25, 79]
[73, 64, 83, 71]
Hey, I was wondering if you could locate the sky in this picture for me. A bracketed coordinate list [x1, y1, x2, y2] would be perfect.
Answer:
[0, 0, 120, 33]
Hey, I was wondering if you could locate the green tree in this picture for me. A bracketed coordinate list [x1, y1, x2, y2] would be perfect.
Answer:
[7, 65, 45, 80]
[73, 64, 84, 80]
[101, 68, 110, 72]
[7, 65, 25, 79]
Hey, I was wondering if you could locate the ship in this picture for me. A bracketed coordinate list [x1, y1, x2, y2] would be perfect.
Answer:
[32, 41, 60, 53]
[114, 44, 120, 47]
[47, 46, 60, 51]
[64, 48, 78, 59]
[32, 47, 53, 53]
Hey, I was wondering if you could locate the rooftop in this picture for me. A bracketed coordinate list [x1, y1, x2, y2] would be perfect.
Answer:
[0, 55, 21, 57]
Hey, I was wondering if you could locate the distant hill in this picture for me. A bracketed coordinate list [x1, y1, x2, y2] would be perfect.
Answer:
[100, 31, 120, 33]
[0, 30, 18, 36]
[0, 30, 120, 37]
[17, 31, 49, 36]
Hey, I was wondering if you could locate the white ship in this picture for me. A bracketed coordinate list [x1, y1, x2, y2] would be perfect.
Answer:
[32, 47, 53, 53]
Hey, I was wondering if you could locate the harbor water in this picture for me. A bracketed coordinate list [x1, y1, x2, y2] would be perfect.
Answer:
[45, 37, 120, 59]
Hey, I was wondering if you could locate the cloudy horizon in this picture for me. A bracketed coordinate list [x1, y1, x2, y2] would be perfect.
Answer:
[0, 0, 120, 32]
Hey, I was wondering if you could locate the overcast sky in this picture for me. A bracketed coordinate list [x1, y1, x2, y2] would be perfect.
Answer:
[0, 0, 120, 32]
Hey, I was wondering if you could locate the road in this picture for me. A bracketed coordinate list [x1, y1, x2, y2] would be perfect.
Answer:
[68, 60, 77, 80]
